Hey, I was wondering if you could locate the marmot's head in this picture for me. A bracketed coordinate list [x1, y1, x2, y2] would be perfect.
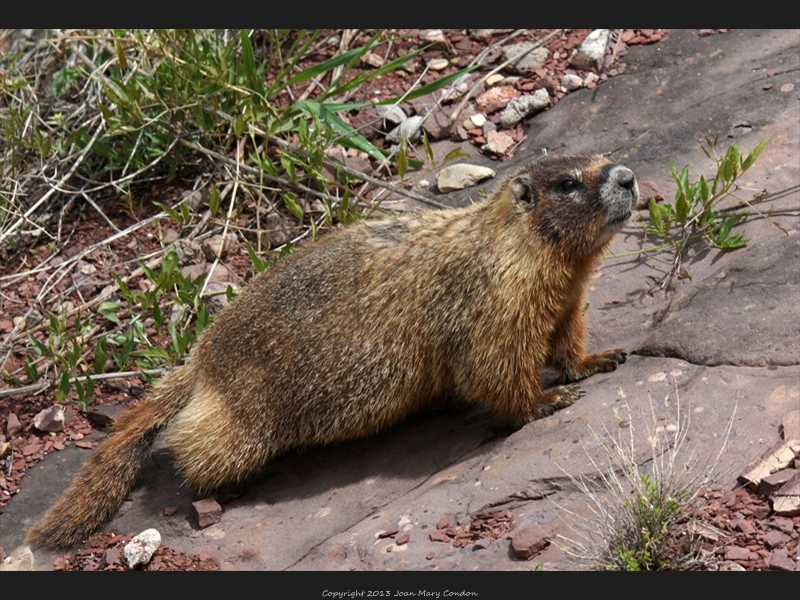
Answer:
[507, 155, 638, 256]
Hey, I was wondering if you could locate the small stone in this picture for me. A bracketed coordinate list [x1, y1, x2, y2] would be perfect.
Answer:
[396, 534, 410, 545]
[426, 551, 435, 560]
[386, 115, 423, 143]
[33, 405, 73, 433]
[470, 113, 487, 128]
[429, 532, 450, 542]
[75, 440, 94, 449]
[738, 439, 800, 490]
[732, 519, 756, 535]
[764, 529, 790, 549]
[437, 516, 451, 530]
[475, 86, 517, 114]
[361, 52, 384, 68]
[420, 30, 447, 50]
[484, 74, 505, 87]
[192, 498, 222, 528]
[184, 189, 209, 210]
[499, 89, 550, 128]
[768, 548, 796, 571]
[561, 73, 583, 91]
[772, 472, 800, 516]
[724, 545, 756, 561]
[124, 529, 161, 568]
[502, 42, 548, 74]
[570, 29, 610, 70]
[759, 468, 799, 496]
[6, 413, 22, 437]
[435, 164, 496, 193]
[510, 524, 554, 559]
[750, 504, 771, 519]
[378, 528, 399, 539]
[201, 233, 238, 261]
[171, 238, 204, 266]
[483, 131, 515, 156]
[164, 505, 179, 516]
[376, 105, 407, 126]
[718, 561, 747, 571]
[428, 58, 449, 71]
[637, 180, 666, 209]
[100, 547, 121, 569]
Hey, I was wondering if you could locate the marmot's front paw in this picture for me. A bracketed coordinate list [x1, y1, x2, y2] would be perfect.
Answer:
[572, 349, 627, 380]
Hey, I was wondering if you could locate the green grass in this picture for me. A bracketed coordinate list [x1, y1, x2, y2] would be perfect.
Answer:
[0, 29, 469, 406]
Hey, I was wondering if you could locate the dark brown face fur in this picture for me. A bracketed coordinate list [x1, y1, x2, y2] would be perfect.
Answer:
[508, 155, 638, 258]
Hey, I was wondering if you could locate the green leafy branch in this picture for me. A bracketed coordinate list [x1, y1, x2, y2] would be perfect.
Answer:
[644, 137, 771, 288]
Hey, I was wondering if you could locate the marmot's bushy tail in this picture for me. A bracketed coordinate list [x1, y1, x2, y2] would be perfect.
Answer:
[27, 369, 194, 549]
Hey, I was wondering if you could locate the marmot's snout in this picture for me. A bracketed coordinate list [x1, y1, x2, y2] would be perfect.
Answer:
[602, 165, 638, 230]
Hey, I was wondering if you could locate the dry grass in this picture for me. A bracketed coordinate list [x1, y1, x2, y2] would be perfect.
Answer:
[555, 385, 735, 570]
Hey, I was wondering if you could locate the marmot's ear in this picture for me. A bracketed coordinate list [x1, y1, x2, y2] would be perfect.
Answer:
[509, 175, 537, 205]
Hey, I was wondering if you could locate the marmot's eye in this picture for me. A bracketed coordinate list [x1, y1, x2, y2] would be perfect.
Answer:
[560, 178, 578, 192]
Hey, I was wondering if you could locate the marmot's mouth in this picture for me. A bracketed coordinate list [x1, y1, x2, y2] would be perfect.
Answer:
[605, 208, 632, 229]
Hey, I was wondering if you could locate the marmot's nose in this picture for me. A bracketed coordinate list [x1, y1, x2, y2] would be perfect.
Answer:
[615, 167, 636, 191]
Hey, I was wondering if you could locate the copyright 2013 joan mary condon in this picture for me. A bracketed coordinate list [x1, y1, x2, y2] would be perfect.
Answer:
[322, 591, 479, 598]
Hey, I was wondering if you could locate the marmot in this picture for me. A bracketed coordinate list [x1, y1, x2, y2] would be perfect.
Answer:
[29, 154, 638, 549]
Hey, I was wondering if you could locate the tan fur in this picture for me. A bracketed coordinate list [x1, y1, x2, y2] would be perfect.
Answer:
[28, 155, 638, 549]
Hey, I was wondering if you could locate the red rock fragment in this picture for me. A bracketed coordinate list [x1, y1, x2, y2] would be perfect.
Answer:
[191, 498, 222, 528]
[724, 545, 756, 561]
[768, 548, 796, 571]
[6, 413, 22, 437]
[759, 468, 798, 495]
[378, 528, 399, 539]
[510, 524, 554, 559]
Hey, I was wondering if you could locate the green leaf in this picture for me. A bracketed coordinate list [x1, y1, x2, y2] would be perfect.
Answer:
[98, 301, 122, 324]
[297, 102, 387, 161]
[741, 138, 769, 172]
[245, 240, 267, 272]
[397, 136, 408, 180]
[209, 187, 221, 216]
[113, 273, 133, 302]
[23, 357, 39, 384]
[285, 38, 380, 88]
[422, 131, 435, 164]
[234, 114, 245, 136]
[154, 201, 180, 222]
[28, 334, 48, 356]
[442, 147, 472, 164]
[675, 188, 688, 225]
[282, 192, 304, 221]
[94, 336, 108, 374]
[697, 175, 709, 205]
[115, 39, 127, 71]
[239, 30, 255, 81]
